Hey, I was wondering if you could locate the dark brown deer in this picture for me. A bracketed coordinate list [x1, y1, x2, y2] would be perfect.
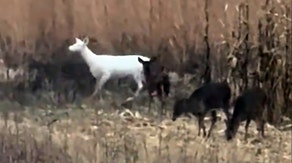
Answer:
[172, 81, 231, 138]
[28, 60, 95, 103]
[225, 87, 269, 141]
[138, 57, 170, 116]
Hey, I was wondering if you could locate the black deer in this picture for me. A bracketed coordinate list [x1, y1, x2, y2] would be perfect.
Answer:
[172, 81, 231, 138]
[138, 57, 170, 116]
[225, 87, 269, 141]
[28, 60, 95, 103]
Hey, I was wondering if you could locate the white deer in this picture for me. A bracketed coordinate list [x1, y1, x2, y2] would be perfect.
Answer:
[68, 37, 150, 101]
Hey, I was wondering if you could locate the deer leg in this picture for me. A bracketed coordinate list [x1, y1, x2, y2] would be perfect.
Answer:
[207, 111, 217, 138]
[261, 120, 266, 138]
[197, 117, 201, 136]
[198, 115, 206, 137]
[90, 80, 100, 98]
[244, 119, 251, 141]
[157, 93, 165, 115]
[97, 74, 111, 101]
[134, 77, 144, 98]
[223, 105, 231, 121]
[160, 98, 165, 119]
[125, 77, 144, 102]
[256, 119, 265, 139]
[148, 96, 153, 113]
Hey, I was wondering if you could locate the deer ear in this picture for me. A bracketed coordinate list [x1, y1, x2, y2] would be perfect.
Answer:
[83, 37, 89, 45]
[138, 57, 144, 64]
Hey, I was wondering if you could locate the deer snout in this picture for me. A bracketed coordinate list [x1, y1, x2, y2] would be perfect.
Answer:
[68, 46, 73, 51]
[172, 115, 177, 121]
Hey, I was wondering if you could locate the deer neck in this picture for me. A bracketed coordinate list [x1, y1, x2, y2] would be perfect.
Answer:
[80, 46, 98, 68]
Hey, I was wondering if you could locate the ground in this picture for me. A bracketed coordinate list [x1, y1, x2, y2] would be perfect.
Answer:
[0, 91, 291, 163]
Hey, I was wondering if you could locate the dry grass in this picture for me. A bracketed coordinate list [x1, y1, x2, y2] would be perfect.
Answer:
[0, 0, 267, 67]
[0, 97, 291, 163]
[0, 0, 291, 162]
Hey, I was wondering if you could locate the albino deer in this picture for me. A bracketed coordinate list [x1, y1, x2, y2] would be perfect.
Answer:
[68, 37, 150, 100]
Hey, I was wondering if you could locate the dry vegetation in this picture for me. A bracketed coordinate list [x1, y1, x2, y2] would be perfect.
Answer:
[0, 0, 291, 162]
[0, 102, 291, 163]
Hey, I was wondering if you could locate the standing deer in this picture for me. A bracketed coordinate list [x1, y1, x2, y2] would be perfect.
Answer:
[138, 57, 170, 116]
[68, 37, 150, 101]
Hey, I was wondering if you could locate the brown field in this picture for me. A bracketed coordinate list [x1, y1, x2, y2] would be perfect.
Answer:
[0, 82, 291, 163]
[0, 100, 291, 163]
[0, 0, 291, 162]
